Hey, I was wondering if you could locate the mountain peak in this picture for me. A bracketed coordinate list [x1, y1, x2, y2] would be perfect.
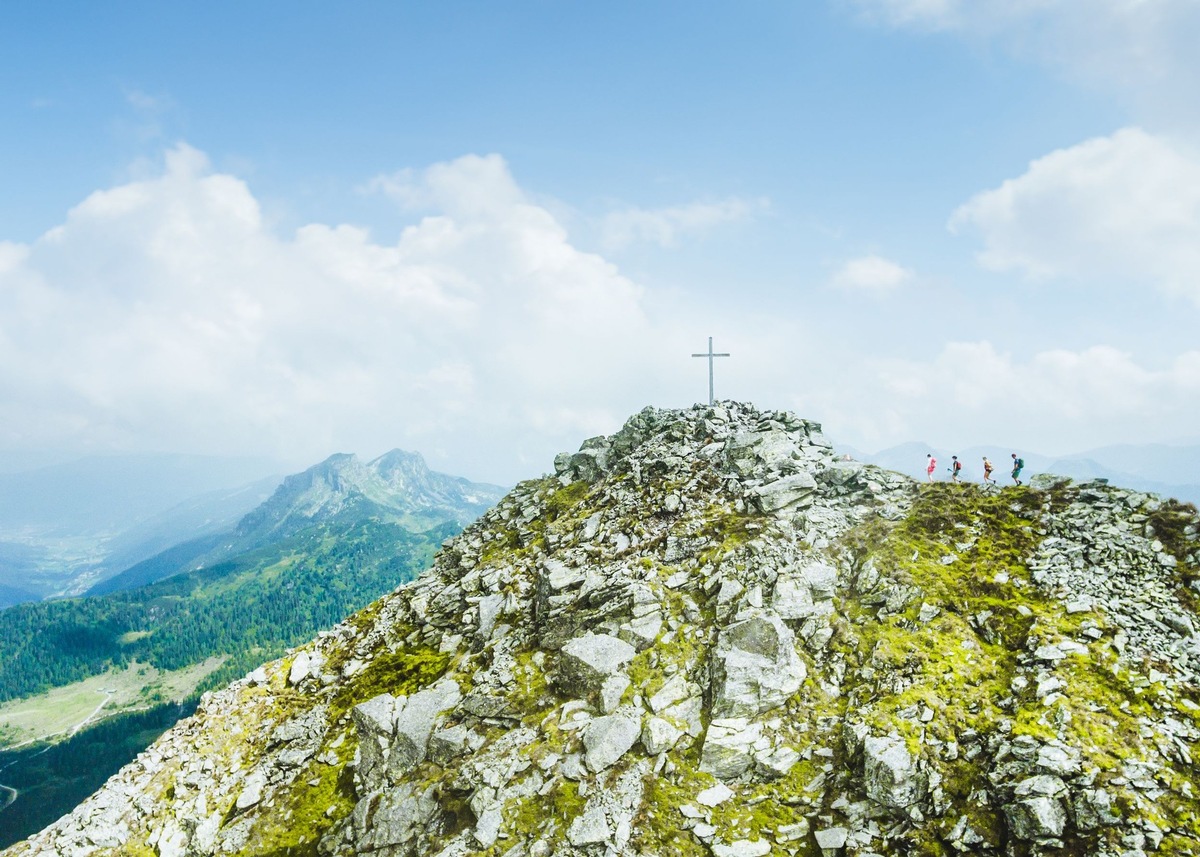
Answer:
[11, 401, 1200, 857]
[234, 447, 504, 538]
[369, 448, 429, 476]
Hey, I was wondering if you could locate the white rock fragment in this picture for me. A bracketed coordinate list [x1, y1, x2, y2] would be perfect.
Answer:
[696, 782, 735, 807]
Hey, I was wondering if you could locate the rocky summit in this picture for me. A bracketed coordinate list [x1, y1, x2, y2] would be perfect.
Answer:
[8, 402, 1200, 857]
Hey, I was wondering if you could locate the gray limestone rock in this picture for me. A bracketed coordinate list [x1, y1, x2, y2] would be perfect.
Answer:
[360, 782, 441, 850]
[772, 576, 817, 620]
[1073, 787, 1121, 830]
[711, 614, 806, 718]
[641, 716, 684, 756]
[352, 693, 397, 785]
[751, 472, 818, 513]
[555, 633, 636, 698]
[234, 769, 267, 810]
[700, 718, 762, 779]
[814, 826, 849, 854]
[427, 723, 481, 767]
[863, 734, 926, 810]
[1006, 776, 1068, 840]
[567, 802, 613, 846]
[384, 678, 462, 778]
[584, 709, 643, 771]
[712, 840, 772, 857]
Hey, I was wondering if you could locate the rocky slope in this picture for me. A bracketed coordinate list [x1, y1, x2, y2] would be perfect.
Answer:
[8, 402, 1199, 857]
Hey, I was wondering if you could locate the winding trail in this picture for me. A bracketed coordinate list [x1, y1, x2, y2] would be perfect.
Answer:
[0, 689, 115, 815]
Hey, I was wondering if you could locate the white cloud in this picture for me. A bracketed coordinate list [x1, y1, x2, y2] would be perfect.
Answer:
[849, 0, 1200, 107]
[949, 127, 1200, 299]
[0, 145, 674, 483]
[830, 254, 913, 294]
[600, 197, 767, 250]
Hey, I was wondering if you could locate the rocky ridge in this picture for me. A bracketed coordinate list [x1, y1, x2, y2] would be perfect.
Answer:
[8, 402, 1199, 857]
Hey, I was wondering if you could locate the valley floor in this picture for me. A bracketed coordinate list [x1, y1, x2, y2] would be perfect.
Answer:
[0, 656, 224, 750]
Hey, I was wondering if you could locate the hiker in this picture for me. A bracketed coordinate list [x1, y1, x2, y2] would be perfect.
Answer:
[1011, 453, 1024, 486]
[982, 456, 995, 485]
[926, 454, 937, 482]
[950, 455, 962, 482]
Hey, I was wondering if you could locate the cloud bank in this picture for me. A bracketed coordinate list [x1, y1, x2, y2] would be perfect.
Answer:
[0, 146, 668, 480]
[3, 144, 1199, 482]
[850, 0, 1200, 100]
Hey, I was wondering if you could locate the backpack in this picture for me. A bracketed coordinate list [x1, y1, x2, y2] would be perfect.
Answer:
[1015, 458, 1025, 469]
[953, 460, 962, 472]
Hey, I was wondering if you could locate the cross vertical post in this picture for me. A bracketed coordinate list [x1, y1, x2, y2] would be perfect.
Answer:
[691, 336, 731, 406]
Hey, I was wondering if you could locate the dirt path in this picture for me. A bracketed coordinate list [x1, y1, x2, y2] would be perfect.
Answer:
[0, 689, 114, 816]
[69, 690, 115, 737]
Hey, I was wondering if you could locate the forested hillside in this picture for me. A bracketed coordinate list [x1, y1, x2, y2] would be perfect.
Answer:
[0, 703, 189, 850]
[0, 517, 453, 703]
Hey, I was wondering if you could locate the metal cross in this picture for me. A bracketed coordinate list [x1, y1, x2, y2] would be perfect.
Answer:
[691, 336, 730, 406]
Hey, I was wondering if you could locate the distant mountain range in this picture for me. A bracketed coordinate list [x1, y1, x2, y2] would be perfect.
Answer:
[842, 440, 1200, 504]
[89, 449, 505, 597]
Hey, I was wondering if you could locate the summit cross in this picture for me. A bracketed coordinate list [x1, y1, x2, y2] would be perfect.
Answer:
[691, 336, 731, 406]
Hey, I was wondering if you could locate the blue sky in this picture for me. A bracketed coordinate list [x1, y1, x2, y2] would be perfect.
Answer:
[3, 1, 1200, 483]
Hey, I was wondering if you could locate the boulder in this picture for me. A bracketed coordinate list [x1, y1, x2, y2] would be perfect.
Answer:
[641, 716, 683, 755]
[1072, 788, 1120, 830]
[711, 614, 806, 718]
[352, 693, 397, 785]
[863, 735, 926, 810]
[813, 826, 848, 856]
[567, 803, 612, 846]
[771, 577, 817, 620]
[288, 650, 325, 686]
[361, 783, 441, 850]
[583, 710, 642, 771]
[712, 841, 771, 857]
[750, 472, 817, 513]
[700, 718, 761, 779]
[555, 633, 636, 699]
[386, 679, 462, 778]
[1005, 775, 1068, 840]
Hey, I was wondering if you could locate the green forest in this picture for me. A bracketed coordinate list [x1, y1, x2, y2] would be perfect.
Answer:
[0, 517, 455, 702]
[0, 702, 193, 850]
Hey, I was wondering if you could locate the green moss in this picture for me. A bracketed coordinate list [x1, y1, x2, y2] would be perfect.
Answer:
[829, 482, 1200, 852]
[544, 481, 590, 520]
[696, 504, 764, 566]
[509, 650, 552, 714]
[632, 754, 715, 857]
[330, 646, 451, 720]
[230, 728, 358, 857]
[1146, 499, 1200, 613]
[478, 526, 524, 566]
[498, 777, 589, 851]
